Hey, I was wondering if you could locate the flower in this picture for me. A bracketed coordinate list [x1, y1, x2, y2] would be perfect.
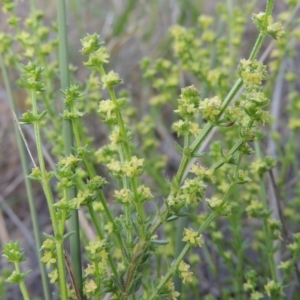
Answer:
[101, 70, 123, 89]
[84, 279, 97, 295]
[85, 240, 106, 255]
[178, 261, 193, 284]
[80, 33, 102, 55]
[182, 228, 204, 247]
[40, 250, 56, 268]
[48, 269, 58, 283]
[198, 96, 222, 123]
[238, 59, 267, 87]
[114, 188, 132, 204]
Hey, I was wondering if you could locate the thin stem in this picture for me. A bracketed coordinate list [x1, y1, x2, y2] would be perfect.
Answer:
[268, 170, 300, 285]
[254, 141, 278, 282]
[15, 263, 30, 300]
[56, 0, 83, 296]
[88, 205, 118, 277]
[249, 0, 274, 61]
[168, 5, 273, 293]
[70, 110, 124, 252]
[232, 154, 244, 299]
[0, 54, 51, 300]
[97, 65, 146, 239]
[74, 177, 119, 278]
[31, 90, 68, 300]
[148, 183, 236, 300]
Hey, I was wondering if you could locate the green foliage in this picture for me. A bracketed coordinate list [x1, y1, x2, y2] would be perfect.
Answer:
[1, 0, 300, 299]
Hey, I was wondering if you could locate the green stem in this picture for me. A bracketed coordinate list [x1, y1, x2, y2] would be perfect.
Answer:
[254, 141, 278, 282]
[170, 4, 273, 292]
[59, 190, 68, 236]
[149, 183, 236, 300]
[56, 0, 83, 296]
[176, 78, 243, 186]
[249, 0, 274, 61]
[88, 204, 118, 277]
[232, 154, 244, 299]
[31, 90, 68, 300]
[74, 177, 119, 278]
[70, 111, 124, 252]
[0, 54, 51, 300]
[173, 208, 189, 295]
[15, 263, 30, 300]
[97, 65, 146, 238]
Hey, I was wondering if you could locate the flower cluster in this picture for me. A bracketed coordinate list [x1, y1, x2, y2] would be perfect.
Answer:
[168, 176, 206, 207]
[2, 241, 25, 263]
[243, 270, 263, 299]
[182, 228, 204, 247]
[264, 280, 283, 298]
[238, 59, 267, 87]
[40, 239, 59, 284]
[198, 96, 222, 123]
[19, 61, 45, 92]
[172, 119, 201, 137]
[175, 86, 201, 118]
[205, 196, 231, 216]
[101, 70, 123, 89]
[165, 280, 180, 300]
[246, 200, 270, 219]
[55, 154, 82, 189]
[178, 261, 193, 284]
[0, 33, 12, 54]
[189, 164, 215, 183]
[252, 12, 284, 40]
[107, 156, 144, 178]
[81, 33, 110, 69]
[250, 157, 276, 176]
[172, 85, 212, 137]
[84, 239, 109, 297]
[141, 57, 179, 107]
[98, 98, 128, 125]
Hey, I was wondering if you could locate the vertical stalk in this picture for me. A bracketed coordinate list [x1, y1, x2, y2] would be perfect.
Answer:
[15, 263, 30, 300]
[31, 90, 68, 300]
[170, 1, 275, 296]
[231, 155, 244, 300]
[0, 54, 51, 300]
[254, 141, 278, 282]
[98, 65, 146, 239]
[56, 0, 83, 296]
[149, 183, 236, 300]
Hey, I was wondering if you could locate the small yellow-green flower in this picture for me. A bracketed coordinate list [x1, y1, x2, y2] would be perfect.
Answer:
[84, 263, 95, 275]
[114, 188, 132, 204]
[40, 250, 56, 268]
[40, 238, 55, 250]
[107, 159, 123, 176]
[105, 222, 114, 234]
[264, 280, 282, 298]
[182, 228, 204, 247]
[67, 284, 77, 299]
[123, 156, 144, 177]
[137, 185, 153, 202]
[80, 33, 101, 55]
[102, 70, 123, 89]
[199, 96, 221, 123]
[84, 279, 97, 296]
[48, 269, 58, 283]
[85, 239, 106, 255]
[85, 47, 110, 67]
[166, 280, 180, 300]
[178, 261, 193, 284]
